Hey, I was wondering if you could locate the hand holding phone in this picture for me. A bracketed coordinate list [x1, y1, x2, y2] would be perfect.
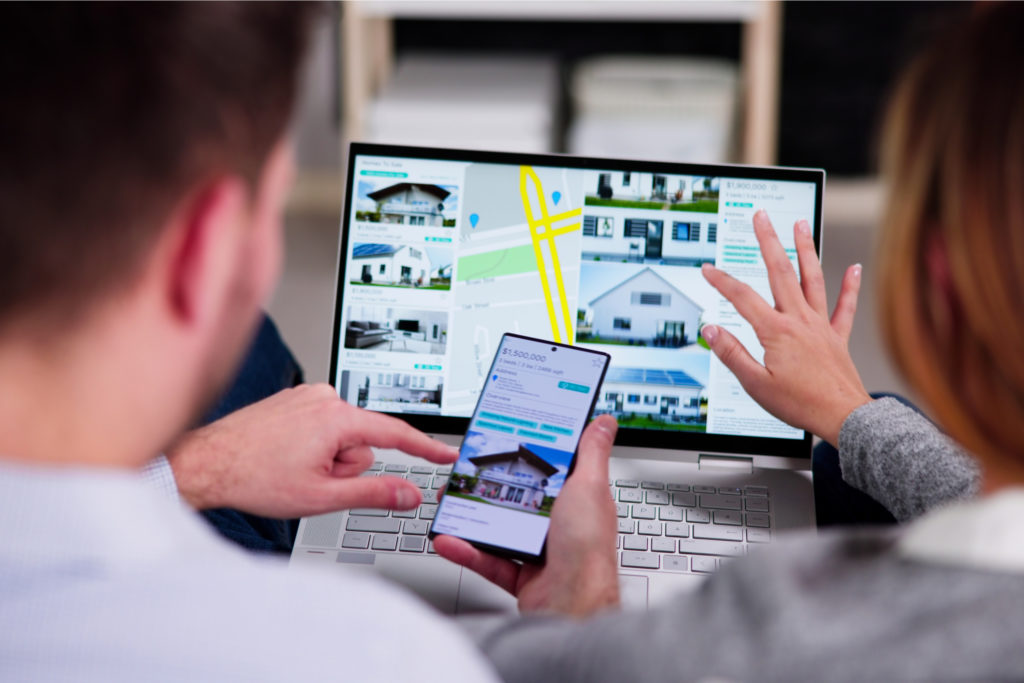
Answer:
[429, 333, 610, 563]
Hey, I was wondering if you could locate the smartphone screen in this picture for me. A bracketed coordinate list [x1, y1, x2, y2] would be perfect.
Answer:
[430, 333, 610, 563]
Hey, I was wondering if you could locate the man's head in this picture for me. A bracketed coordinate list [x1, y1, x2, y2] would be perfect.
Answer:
[0, 3, 314, 465]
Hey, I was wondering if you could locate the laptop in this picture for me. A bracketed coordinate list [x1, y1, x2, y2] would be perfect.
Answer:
[290, 143, 824, 613]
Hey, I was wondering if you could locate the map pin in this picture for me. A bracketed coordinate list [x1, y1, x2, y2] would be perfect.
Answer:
[469, 213, 479, 228]
[552, 191, 561, 206]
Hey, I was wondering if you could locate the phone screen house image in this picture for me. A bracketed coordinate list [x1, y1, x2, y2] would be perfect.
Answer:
[352, 243, 435, 287]
[367, 182, 451, 227]
[468, 445, 559, 511]
[583, 267, 703, 347]
[597, 367, 705, 425]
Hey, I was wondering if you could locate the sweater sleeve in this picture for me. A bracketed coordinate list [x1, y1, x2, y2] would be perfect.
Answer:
[837, 397, 979, 521]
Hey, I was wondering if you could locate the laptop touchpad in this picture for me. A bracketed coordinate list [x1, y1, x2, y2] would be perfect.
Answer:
[619, 574, 649, 609]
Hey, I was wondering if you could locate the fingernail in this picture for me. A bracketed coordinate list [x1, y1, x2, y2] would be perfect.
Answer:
[798, 220, 811, 235]
[755, 208, 767, 218]
[594, 415, 618, 438]
[396, 487, 420, 509]
[702, 324, 718, 344]
[852, 264, 862, 280]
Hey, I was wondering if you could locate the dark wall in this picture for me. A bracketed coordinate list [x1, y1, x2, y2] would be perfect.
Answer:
[392, 1, 970, 176]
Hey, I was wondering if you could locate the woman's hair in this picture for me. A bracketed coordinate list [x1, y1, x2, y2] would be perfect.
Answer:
[878, 3, 1024, 464]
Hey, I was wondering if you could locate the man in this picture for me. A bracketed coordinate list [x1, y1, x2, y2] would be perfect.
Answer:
[0, 5, 501, 679]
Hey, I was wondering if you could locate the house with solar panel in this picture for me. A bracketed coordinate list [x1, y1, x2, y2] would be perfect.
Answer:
[351, 243, 436, 288]
[584, 267, 702, 347]
[468, 445, 558, 512]
[366, 182, 451, 227]
[597, 367, 706, 424]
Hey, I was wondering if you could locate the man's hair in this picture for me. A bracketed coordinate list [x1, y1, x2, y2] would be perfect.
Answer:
[0, 3, 316, 329]
[878, 3, 1024, 464]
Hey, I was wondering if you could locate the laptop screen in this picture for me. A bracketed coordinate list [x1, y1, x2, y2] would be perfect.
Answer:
[330, 144, 824, 459]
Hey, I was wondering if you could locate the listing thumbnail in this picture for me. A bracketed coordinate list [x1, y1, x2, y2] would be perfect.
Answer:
[353, 179, 459, 227]
[446, 430, 574, 517]
[340, 370, 442, 414]
[350, 242, 453, 290]
[344, 305, 448, 355]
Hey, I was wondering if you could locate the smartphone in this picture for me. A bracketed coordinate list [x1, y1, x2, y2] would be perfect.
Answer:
[429, 333, 610, 563]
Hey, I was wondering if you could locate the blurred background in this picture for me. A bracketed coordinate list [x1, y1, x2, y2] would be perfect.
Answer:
[274, 0, 969, 401]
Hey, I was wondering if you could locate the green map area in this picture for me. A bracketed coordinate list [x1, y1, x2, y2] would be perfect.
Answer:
[455, 245, 537, 282]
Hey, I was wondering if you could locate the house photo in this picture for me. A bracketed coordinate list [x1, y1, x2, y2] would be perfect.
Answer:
[594, 365, 707, 431]
[343, 305, 449, 354]
[339, 371, 443, 414]
[350, 243, 452, 290]
[353, 180, 458, 227]
[578, 266, 703, 347]
[584, 170, 719, 213]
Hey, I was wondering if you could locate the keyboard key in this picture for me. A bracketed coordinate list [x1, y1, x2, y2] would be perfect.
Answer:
[392, 508, 417, 519]
[691, 556, 718, 573]
[346, 517, 401, 533]
[368, 462, 384, 472]
[672, 492, 697, 507]
[621, 551, 659, 569]
[667, 483, 691, 492]
[341, 532, 370, 549]
[677, 538, 745, 557]
[405, 474, 432, 488]
[422, 489, 440, 504]
[403, 520, 429, 535]
[748, 528, 772, 543]
[659, 507, 683, 522]
[371, 534, 398, 551]
[713, 510, 743, 526]
[410, 465, 434, 474]
[641, 481, 665, 490]
[693, 525, 743, 542]
[431, 477, 446, 489]
[700, 494, 742, 510]
[427, 540, 437, 554]
[622, 536, 648, 551]
[616, 479, 640, 488]
[686, 508, 710, 524]
[384, 464, 408, 473]
[618, 519, 635, 534]
[399, 536, 426, 553]
[615, 503, 629, 518]
[745, 497, 770, 512]
[664, 522, 690, 538]
[663, 556, 689, 572]
[745, 485, 768, 497]
[651, 537, 676, 553]
[746, 513, 771, 528]
[631, 505, 656, 520]
[419, 504, 438, 520]
[638, 521, 661, 536]
[618, 489, 643, 503]
[616, 536, 621, 549]
[349, 508, 389, 517]
[435, 466, 452, 476]
[359, 471, 378, 478]
[718, 486, 743, 495]
[694, 485, 717, 494]
[645, 490, 670, 505]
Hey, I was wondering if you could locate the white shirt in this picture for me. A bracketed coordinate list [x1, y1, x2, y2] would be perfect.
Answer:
[0, 461, 499, 683]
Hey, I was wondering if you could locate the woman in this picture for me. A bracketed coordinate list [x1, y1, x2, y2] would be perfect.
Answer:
[436, 5, 1024, 680]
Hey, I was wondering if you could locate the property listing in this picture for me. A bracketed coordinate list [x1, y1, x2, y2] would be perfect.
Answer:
[336, 153, 817, 441]
[431, 335, 607, 556]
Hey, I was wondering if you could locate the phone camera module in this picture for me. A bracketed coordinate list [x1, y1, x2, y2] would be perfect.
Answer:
[551, 346, 557, 352]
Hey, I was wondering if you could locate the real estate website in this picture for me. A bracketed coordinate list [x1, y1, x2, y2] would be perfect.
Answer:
[336, 153, 818, 441]
[430, 334, 606, 556]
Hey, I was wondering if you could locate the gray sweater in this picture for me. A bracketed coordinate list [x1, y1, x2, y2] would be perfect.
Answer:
[476, 399, 1022, 682]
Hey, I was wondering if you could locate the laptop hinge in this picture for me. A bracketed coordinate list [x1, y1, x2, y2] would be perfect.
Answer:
[698, 454, 754, 474]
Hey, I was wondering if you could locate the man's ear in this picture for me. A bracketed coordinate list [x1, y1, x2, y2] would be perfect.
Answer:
[164, 176, 249, 328]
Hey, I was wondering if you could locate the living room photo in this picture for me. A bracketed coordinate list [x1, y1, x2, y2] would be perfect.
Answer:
[343, 305, 449, 355]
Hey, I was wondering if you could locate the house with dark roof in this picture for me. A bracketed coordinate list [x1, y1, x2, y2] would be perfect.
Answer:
[597, 366, 705, 422]
[351, 243, 432, 286]
[469, 445, 558, 511]
[367, 182, 451, 227]
[586, 267, 703, 347]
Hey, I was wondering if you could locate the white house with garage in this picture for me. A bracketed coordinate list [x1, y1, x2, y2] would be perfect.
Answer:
[586, 267, 703, 347]
[352, 243, 432, 286]
[469, 445, 559, 511]
[367, 182, 451, 226]
[596, 366, 705, 422]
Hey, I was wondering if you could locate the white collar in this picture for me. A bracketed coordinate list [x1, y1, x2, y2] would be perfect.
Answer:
[899, 488, 1024, 573]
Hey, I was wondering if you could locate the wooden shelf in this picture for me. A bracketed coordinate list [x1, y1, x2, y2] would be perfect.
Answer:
[358, 1, 762, 22]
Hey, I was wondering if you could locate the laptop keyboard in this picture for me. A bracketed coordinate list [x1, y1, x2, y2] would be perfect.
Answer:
[612, 479, 771, 574]
[327, 462, 772, 574]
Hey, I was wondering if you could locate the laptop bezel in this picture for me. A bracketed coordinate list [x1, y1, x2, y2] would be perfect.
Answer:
[330, 142, 825, 460]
